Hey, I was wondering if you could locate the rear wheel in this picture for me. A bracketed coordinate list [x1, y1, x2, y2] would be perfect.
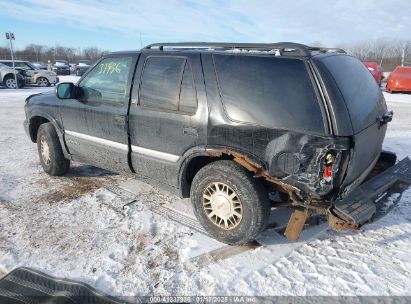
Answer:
[3, 75, 18, 89]
[191, 160, 271, 245]
[36, 77, 49, 87]
[37, 123, 70, 176]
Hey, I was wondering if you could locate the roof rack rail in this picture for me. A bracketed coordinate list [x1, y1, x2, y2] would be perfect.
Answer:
[144, 42, 316, 56]
[308, 47, 346, 54]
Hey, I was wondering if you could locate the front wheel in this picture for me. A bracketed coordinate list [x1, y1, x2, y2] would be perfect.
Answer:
[36, 77, 49, 87]
[191, 160, 271, 245]
[37, 123, 70, 176]
[3, 75, 18, 89]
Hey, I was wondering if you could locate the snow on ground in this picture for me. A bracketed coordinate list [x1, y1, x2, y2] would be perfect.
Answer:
[383, 91, 411, 104]
[0, 78, 410, 296]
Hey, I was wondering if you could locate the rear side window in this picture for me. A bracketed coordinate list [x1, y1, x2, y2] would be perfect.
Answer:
[213, 55, 324, 133]
[139, 56, 198, 114]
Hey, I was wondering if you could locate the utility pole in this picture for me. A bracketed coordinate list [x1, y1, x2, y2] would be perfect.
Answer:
[5, 32, 18, 89]
[140, 32, 143, 49]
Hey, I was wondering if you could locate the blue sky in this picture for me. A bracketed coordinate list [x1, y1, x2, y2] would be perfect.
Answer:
[0, 0, 410, 51]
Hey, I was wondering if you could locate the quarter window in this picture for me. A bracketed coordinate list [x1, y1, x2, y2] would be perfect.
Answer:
[78, 57, 132, 105]
[214, 55, 324, 133]
[139, 57, 197, 114]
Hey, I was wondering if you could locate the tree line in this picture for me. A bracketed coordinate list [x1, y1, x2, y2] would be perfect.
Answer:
[0, 38, 410, 70]
[0, 44, 109, 63]
[338, 38, 411, 71]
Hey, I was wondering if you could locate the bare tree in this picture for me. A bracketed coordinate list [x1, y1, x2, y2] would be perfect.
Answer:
[340, 38, 411, 70]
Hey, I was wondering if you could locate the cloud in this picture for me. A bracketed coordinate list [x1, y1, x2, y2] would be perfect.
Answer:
[0, 0, 410, 46]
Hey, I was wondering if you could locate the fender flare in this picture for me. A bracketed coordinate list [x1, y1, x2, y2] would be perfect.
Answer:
[28, 111, 71, 159]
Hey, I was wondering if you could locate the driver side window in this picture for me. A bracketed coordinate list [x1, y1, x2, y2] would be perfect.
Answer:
[78, 57, 132, 105]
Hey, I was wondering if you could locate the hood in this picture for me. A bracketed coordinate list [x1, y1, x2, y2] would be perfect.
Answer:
[26, 90, 55, 103]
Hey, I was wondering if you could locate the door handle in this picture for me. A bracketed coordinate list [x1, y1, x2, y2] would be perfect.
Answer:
[183, 127, 198, 136]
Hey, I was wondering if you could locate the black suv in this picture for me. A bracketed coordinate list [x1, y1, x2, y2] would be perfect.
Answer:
[24, 42, 411, 244]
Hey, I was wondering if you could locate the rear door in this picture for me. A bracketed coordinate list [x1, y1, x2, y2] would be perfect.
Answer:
[313, 55, 390, 193]
[61, 55, 136, 173]
[128, 52, 208, 187]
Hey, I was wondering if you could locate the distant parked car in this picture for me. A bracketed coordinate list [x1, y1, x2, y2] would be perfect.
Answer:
[0, 60, 59, 87]
[52, 60, 70, 75]
[0, 63, 25, 88]
[386, 66, 411, 93]
[32, 62, 48, 70]
[75, 60, 92, 76]
[363, 61, 384, 86]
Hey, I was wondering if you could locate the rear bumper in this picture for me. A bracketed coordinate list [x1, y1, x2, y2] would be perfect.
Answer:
[328, 155, 411, 230]
[386, 82, 411, 92]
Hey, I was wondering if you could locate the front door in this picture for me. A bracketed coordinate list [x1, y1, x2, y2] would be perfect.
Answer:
[61, 55, 135, 173]
[128, 53, 208, 187]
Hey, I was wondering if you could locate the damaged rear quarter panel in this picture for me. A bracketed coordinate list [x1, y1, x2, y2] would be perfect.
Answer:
[207, 125, 350, 199]
[201, 53, 351, 201]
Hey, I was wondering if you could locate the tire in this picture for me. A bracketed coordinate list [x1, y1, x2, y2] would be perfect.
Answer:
[37, 123, 70, 176]
[190, 160, 271, 245]
[3, 75, 18, 89]
[36, 77, 49, 87]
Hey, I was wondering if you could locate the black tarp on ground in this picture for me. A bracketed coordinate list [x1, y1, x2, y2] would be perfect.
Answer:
[0, 267, 125, 304]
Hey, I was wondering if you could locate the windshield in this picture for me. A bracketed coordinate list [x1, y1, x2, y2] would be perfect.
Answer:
[25, 62, 39, 70]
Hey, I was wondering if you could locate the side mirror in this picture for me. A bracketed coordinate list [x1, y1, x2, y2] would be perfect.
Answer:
[56, 82, 76, 99]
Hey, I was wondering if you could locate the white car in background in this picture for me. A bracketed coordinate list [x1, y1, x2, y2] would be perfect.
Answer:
[0, 63, 26, 88]
[0, 60, 58, 87]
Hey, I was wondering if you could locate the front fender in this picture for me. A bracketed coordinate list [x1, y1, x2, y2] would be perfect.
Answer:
[26, 111, 71, 159]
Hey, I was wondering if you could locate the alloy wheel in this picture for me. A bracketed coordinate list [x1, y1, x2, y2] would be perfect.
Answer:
[40, 136, 51, 165]
[202, 182, 243, 230]
[5, 78, 17, 89]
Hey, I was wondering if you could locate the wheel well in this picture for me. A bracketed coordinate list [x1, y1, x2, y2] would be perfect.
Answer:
[181, 154, 233, 198]
[3, 73, 14, 81]
[29, 116, 50, 142]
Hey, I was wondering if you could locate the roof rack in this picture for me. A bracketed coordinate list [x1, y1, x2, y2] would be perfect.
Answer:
[308, 47, 346, 54]
[143, 42, 346, 56]
[145, 42, 315, 56]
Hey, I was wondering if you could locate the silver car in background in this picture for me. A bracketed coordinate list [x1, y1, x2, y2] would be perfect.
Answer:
[0, 63, 25, 88]
[0, 60, 58, 87]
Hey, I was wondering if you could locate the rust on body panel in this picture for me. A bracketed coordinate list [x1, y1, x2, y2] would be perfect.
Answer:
[206, 148, 302, 200]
